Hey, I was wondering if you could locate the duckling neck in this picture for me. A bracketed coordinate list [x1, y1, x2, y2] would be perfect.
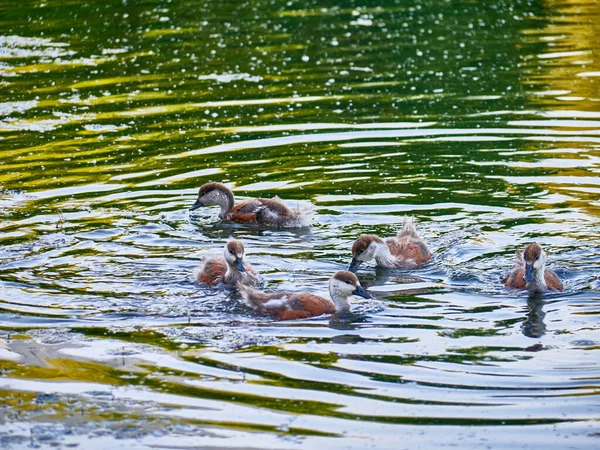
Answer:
[527, 267, 548, 293]
[215, 189, 235, 218]
[329, 283, 350, 312]
[374, 242, 399, 268]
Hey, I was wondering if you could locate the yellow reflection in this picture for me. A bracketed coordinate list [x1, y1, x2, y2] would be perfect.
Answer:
[531, 0, 600, 103]
[71, 74, 164, 89]
[520, 0, 600, 217]
[143, 28, 200, 38]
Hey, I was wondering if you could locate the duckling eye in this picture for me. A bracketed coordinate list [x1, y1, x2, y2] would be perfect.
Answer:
[229, 250, 234, 255]
[345, 281, 352, 285]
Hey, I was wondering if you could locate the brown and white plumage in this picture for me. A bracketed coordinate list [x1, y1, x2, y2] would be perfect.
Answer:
[348, 217, 432, 272]
[238, 270, 371, 320]
[194, 240, 259, 287]
[504, 243, 563, 293]
[190, 182, 313, 227]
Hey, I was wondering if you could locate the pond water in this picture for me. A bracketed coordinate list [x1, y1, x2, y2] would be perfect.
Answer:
[1, 0, 600, 448]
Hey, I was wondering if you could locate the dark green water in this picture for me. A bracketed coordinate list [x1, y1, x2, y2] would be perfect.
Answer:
[1, 0, 600, 448]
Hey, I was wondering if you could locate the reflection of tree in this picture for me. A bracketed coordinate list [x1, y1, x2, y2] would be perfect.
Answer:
[533, 0, 600, 103]
[521, 296, 546, 338]
[514, 0, 600, 218]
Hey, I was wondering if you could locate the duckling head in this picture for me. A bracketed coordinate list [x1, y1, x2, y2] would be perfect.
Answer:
[190, 182, 234, 212]
[522, 243, 546, 282]
[329, 271, 371, 312]
[224, 239, 246, 272]
[348, 235, 385, 272]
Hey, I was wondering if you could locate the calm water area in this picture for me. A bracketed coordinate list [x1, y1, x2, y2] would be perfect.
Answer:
[1, 0, 599, 448]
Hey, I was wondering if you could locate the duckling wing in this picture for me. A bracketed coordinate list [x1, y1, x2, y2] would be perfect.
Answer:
[232, 199, 264, 213]
[232, 198, 287, 213]
[503, 251, 526, 287]
[387, 237, 432, 267]
[279, 309, 317, 320]
[228, 200, 263, 222]
[232, 198, 312, 227]
[228, 211, 259, 223]
[267, 292, 335, 320]
[238, 286, 296, 314]
[544, 270, 564, 292]
[230, 199, 291, 224]
[293, 293, 336, 317]
[194, 257, 227, 286]
[256, 199, 314, 227]
[254, 199, 292, 224]
[504, 268, 526, 289]
[238, 287, 334, 319]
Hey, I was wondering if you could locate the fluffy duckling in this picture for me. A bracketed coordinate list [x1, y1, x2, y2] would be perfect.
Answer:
[504, 243, 563, 293]
[190, 182, 313, 227]
[238, 270, 371, 320]
[348, 217, 432, 272]
[194, 240, 259, 287]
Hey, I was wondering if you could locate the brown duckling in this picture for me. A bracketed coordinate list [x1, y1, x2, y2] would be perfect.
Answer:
[190, 182, 313, 227]
[194, 240, 259, 287]
[348, 216, 431, 272]
[504, 243, 563, 293]
[238, 270, 371, 320]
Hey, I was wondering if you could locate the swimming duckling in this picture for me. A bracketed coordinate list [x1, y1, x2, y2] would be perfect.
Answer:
[348, 217, 432, 272]
[190, 182, 313, 227]
[504, 243, 563, 293]
[194, 240, 259, 287]
[238, 270, 371, 320]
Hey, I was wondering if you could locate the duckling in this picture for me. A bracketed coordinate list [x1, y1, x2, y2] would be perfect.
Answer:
[348, 216, 432, 272]
[194, 240, 259, 287]
[190, 182, 313, 227]
[238, 270, 371, 320]
[504, 243, 563, 293]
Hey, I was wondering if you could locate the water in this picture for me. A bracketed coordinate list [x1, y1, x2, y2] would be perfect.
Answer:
[1, 0, 599, 448]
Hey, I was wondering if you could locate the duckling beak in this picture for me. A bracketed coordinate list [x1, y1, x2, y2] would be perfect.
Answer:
[235, 258, 246, 272]
[352, 285, 371, 299]
[189, 199, 204, 211]
[348, 258, 362, 273]
[524, 263, 534, 283]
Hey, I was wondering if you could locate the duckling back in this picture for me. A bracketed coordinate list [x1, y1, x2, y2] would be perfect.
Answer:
[393, 216, 432, 267]
[238, 285, 301, 316]
[238, 285, 335, 320]
[397, 216, 419, 238]
[256, 199, 314, 228]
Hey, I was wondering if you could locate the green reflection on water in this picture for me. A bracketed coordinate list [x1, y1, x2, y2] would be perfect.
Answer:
[1, 0, 600, 447]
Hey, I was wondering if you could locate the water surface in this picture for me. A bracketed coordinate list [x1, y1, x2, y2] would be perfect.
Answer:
[1, 0, 599, 448]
